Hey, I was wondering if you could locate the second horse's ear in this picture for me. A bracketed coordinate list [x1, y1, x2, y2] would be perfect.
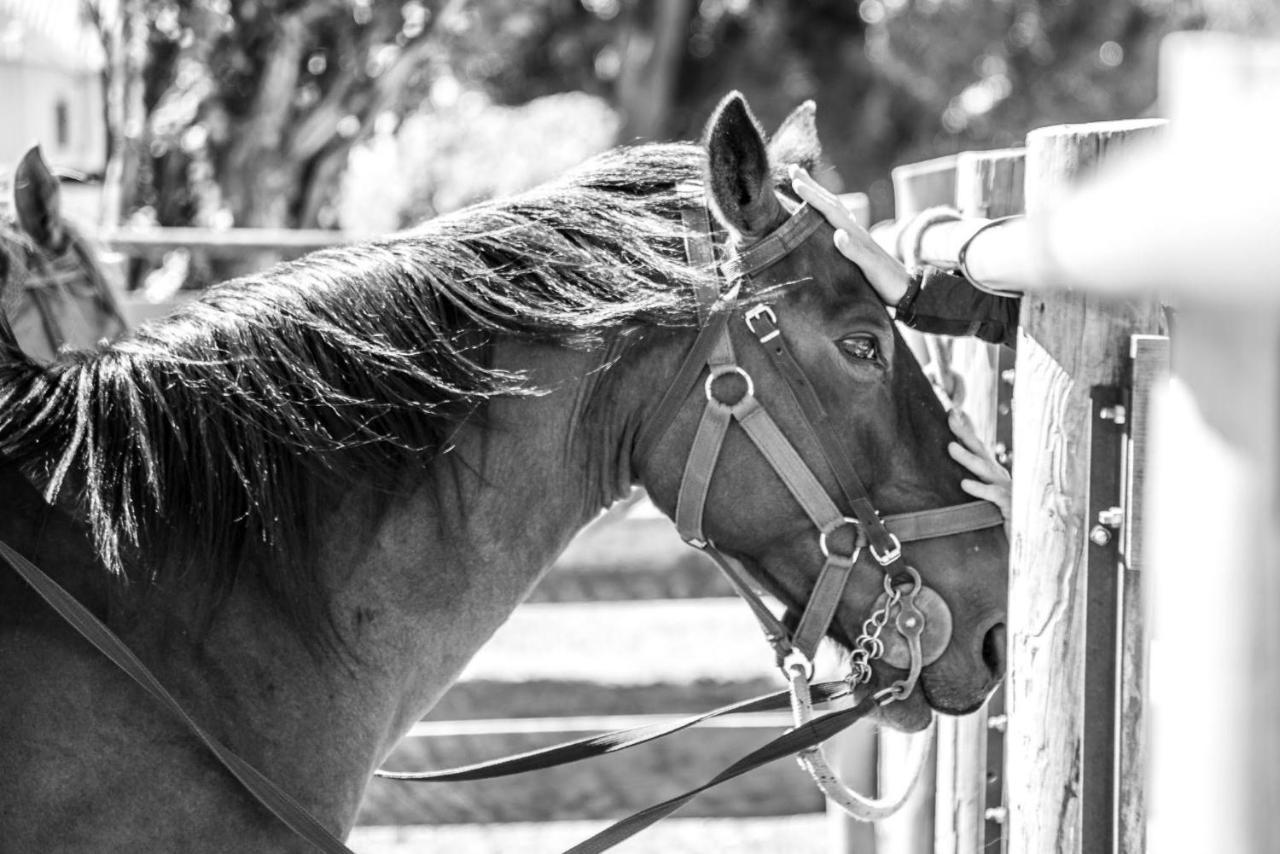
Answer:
[702, 92, 782, 238]
[14, 146, 67, 252]
[768, 100, 822, 173]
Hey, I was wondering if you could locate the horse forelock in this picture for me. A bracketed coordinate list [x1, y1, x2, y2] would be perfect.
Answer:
[0, 142, 718, 653]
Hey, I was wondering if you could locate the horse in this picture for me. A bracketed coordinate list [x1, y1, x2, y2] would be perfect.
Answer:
[0, 146, 128, 361]
[0, 93, 1007, 852]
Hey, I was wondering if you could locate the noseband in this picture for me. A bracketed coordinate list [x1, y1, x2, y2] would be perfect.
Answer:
[634, 183, 1004, 695]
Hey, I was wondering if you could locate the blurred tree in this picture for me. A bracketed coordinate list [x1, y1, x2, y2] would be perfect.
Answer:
[91, 0, 472, 237]
[93, 0, 1248, 247]
[430, 0, 1213, 217]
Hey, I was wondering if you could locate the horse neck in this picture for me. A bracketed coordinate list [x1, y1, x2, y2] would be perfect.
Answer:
[346, 339, 635, 723]
[0, 336, 653, 850]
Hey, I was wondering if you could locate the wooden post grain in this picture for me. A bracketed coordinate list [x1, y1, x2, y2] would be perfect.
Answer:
[1004, 120, 1166, 854]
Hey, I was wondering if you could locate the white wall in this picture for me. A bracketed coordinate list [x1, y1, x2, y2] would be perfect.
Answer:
[0, 60, 105, 175]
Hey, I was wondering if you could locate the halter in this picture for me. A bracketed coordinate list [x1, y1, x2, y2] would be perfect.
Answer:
[632, 183, 1004, 815]
[9, 230, 127, 356]
[635, 182, 1003, 673]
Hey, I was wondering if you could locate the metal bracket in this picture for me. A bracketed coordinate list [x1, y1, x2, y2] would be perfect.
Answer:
[1083, 383, 1126, 854]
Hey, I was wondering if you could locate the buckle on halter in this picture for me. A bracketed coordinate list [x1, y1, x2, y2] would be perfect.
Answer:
[869, 533, 903, 566]
[744, 304, 780, 341]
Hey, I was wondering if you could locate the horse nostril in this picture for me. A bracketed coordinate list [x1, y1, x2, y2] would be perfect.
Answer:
[982, 622, 1007, 680]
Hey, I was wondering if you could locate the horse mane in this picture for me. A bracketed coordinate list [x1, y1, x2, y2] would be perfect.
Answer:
[0, 142, 720, 649]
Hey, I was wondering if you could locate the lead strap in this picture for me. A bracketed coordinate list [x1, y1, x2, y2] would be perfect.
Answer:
[787, 664, 935, 820]
[0, 540, 356, 854]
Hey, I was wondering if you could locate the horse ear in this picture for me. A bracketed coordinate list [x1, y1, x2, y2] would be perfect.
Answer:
[703, 92, 782, 238]
[767, 100, 822, 172]
[14, 145, 67, 251]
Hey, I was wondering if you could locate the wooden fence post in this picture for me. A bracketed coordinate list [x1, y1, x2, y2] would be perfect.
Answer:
[1003, 120, 1166, 854]
[933, 147, 1023, 854]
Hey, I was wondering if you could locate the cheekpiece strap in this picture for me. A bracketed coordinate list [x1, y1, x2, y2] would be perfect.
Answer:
[677, 181, 721, 323]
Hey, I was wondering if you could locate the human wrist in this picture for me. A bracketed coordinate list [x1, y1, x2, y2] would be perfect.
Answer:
[875, 262, 911, 306]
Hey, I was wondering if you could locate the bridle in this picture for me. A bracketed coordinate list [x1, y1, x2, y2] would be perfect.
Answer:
[7, 228, 126, 355]
[636, 182, 1002, 678]
[0, 180, 1005, 853]
[633, 182, 1004, 816]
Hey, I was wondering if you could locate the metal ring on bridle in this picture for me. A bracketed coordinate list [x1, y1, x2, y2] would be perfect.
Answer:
[704, 364, 754, 405]
[819, 516, 862, 562]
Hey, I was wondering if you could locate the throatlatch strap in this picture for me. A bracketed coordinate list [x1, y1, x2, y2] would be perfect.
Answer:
[0, 540, 356, 854]
[701, 548, 792, 654]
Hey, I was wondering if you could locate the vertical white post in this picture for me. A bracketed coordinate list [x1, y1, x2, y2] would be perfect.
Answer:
[933, 147, 1023, 854]
[1145, 32, 1280, 854]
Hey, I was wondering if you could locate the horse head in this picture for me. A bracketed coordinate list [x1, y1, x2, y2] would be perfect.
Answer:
[0, 145, 125, 360]
[636, 93, 1008, 732]
[14, 145, 70, 253]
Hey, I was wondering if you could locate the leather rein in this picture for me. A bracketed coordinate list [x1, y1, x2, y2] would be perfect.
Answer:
[0, 183, 1003, 853]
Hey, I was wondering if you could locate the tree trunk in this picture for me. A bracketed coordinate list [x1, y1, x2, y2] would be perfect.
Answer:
[616, 0, 693, 143]
[100, 0, 148, 229]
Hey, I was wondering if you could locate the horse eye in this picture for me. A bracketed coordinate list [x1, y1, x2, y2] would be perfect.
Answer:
[840, 336, 879, 362]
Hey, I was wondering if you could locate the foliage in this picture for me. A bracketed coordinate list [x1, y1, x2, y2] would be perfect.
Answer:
[99, 0, 1230, 239]
[463, 0, 1207, 217]
[96, 0, 464, 233]
[342, 91, 619, 232]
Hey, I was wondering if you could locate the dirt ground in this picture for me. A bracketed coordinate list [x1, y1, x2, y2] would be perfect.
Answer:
[349, 815, 828, 853]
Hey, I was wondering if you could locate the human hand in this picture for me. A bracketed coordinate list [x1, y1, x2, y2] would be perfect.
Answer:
[946, 408, 1011, 530]
[789, 165, 912, 307]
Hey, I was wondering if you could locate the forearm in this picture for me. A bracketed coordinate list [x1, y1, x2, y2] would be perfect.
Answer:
[895, 266, 1021, 349]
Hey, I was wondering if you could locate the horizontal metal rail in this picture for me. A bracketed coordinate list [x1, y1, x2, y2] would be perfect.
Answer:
[95, 227, 362, 258]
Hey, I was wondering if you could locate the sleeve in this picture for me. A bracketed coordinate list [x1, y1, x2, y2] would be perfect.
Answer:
[895, 266, 1020, 349]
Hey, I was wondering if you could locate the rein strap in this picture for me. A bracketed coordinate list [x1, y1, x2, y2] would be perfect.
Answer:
[0, 539, 357, 854]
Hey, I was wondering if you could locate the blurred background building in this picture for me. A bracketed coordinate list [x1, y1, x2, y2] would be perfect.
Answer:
[0, 0, 105, 221]
[0, 0, 105, 174]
